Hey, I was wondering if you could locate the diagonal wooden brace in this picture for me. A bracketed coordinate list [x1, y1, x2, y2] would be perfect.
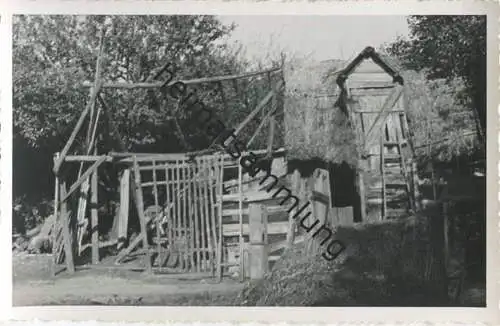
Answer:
[60, 156, 107, 203]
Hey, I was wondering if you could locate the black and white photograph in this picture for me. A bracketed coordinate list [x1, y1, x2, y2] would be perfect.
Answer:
[10, 11, 492, 315]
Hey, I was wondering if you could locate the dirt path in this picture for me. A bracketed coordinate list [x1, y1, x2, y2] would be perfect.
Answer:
[13, 254, 244, 306]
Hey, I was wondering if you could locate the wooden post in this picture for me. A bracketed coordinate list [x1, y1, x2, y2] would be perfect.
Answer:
[117, 169, 130, 250]
[357, 160, 367, 222]
[91, 167, 99, 264]
[193, 161, 201, 272]
[248, 204, 268, 280]
[208, 157, 219, 277]
[380, 132, 386, 220]
[51, 153, 60, 276]
[59, 180, 75, 274]
[216, 155, 224, 282]
[287, 169, 300, 248]
[152, 160, 162, 271]
[238, 158, 244, 281]
[132, 157, 152, 274]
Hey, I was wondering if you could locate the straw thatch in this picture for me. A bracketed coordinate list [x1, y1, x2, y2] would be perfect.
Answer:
[402, 70, 481, 162]
[284, 59, 358, 166]
[237, 216, 448, 306]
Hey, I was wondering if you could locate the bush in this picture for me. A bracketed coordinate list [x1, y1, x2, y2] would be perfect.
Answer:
[237, 216, 448, 306]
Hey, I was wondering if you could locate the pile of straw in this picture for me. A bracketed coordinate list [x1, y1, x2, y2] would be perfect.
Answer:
[237, 216, 447, 306]
[283, 60, 358, 166]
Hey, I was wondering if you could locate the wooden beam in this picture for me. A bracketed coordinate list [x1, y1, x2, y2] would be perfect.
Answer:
[63, 147, 287, 163]
[53, 80, 102, 174]
[54, 27, 106, 174]
[91, 167, 99, 264]
[61, 156, 107, 203]
[81, 67, 282, 89]
[235, 80, 284, 136]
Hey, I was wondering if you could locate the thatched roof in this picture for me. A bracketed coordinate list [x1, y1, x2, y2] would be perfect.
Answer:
[283, 59, 359, 166]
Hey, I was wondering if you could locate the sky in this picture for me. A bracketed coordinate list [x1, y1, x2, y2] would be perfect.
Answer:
[218, 16, 410, 64]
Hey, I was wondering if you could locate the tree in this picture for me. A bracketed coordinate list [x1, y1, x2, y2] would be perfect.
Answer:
[13, 15, 283, 209]
[12, 15, 248, 207]
[386, 16, 486, 140]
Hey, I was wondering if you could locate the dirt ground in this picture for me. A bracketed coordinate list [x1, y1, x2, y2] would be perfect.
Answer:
[13, 254, 244, 306]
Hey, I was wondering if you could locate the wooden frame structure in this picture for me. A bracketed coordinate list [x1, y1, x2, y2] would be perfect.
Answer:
[50, 27, 286, 278]
[335, 46, 418, 221]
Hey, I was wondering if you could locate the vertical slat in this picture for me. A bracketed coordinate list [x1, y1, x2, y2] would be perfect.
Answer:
[165, 166, 172, 256]
[91, 165, 99, 264]
[180, 160, 186, 271]
[175, 159, 181, 270]
[132, 157, 152, 274]
[238, 158, 244, 281]
[152, 160, 161, 271]
[193, 161, 201, 272]
[203, 158, 214, 276]
[51, 164, 60, 276]
[208, 157, 219, 277]
[380, 131, 386, 220]
[59, 180, 75, 274]
[199, 159, 207, 271]
[188, 162, 196, 271]
[217, 155, 224, 282]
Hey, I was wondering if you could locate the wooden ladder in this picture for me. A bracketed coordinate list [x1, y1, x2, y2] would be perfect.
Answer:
[380, 127, 415, 219]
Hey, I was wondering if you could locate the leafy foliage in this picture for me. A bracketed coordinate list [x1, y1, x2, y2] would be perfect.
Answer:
[13, 15, 284, 224]
[386, 15, 486, 135]
[403, 70, 480, 163]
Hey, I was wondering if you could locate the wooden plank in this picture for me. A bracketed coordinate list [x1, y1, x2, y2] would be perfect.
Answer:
[164, 166, 173, 259]
[59, 181, 75, 274]
[180, 161, 187, 271]
[174, 159, 181, 269]
[118, 169, 130, 250]
[82, 67, 282, 89]
[132, 157, 153, 274]
[91, 167, 99, 264]
[151, 160, 162, 270]
[222, 205, 287, 217]
[223, 221, 288, 237]
[310, 190, 330, 205]
[61, 156, 107, 203]
[222, 190, 287, 203]
[365, 86, 404, 149]
[192, 162, 201, 272]
[249, 204, 268, 280]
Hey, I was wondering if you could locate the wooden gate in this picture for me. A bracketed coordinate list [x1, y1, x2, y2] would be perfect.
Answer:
[132, 154, 224, 276]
